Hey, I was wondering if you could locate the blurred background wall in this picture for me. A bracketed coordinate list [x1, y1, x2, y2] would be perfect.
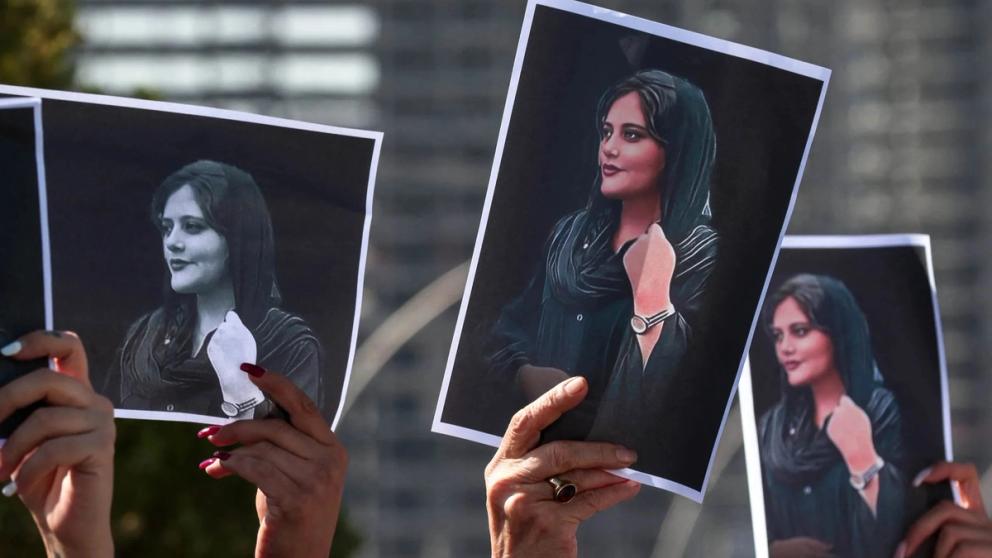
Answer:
[3, 0, 990, 555]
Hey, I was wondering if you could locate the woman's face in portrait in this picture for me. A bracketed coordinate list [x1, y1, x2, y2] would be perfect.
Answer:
[160, 184, 231, 295]
[599, 91, 667, 201]
[772, 296, 837, 387]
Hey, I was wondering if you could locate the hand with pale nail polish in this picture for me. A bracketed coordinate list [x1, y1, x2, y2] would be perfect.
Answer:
[0, 331, 115, 558]
[197, 363, 346, 558]
[486, 376, 641, 558]
[896, 461, 991, 558]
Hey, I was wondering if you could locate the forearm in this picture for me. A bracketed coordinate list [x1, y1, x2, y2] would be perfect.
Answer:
[857, 476, 880, 516]
[846, 452, 883, 516]
[631, 296, 669, 366]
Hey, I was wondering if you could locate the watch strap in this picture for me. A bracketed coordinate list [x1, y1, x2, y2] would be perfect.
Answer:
[222, 396, 262, 417]
[849, 456, 885, 490]
[631, 304, 676, 334]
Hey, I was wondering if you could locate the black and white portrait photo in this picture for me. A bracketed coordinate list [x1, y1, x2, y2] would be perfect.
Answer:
[432, 0, 830, 500]
[739, 235, 955, 557]
[0, 97, 51, 440]
[0, 85, 382, 428]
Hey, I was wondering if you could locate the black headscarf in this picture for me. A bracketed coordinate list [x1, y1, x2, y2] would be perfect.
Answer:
[125, 160, 281, 399]
[547, 70, 717, 308]
[759, 274, 888, 484]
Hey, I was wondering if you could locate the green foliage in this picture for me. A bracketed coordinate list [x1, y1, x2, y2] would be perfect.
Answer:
[0, 0, 79, 88]
[112, 420, 362, 557]
[0, 421, 363, 556]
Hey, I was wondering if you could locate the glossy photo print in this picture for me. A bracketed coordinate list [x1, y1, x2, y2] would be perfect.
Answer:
[739, 235, 955, 558]
[0, 85, 382, 429]
[0, 97, 52, 441]
[433, 0, 830, 501]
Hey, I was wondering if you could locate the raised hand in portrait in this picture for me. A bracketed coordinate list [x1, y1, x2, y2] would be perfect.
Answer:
[198, 364, 347, 558]
[896, 461, 992, 558]
[486, 376, 640, 558]
[622, 222, 676, 311]
[825, 394, 882, 514]
[622, 222, 677, 363]
[208, 310, 265, 417]
[825, 395, 878, 473]
[0, 331, 115, 558]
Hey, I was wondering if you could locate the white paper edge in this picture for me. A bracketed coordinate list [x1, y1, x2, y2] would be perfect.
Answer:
[738, 361, 769, 558]
[0, 84, 383, 141]
[0, 97, 42, 110]
[330, 128, 383, 432]
[0, 98, 51, 447]
[0, 86, 383, 429]
[431, 0, 830, 503]
[737, 233, 959, 557]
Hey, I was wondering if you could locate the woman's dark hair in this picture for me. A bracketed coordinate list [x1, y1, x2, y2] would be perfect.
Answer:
[762, 274, 881, 408]
[151, 160, 280, 334]
[587, 69, 717, 243]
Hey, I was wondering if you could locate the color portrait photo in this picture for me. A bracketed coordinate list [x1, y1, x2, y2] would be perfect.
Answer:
[739, 235, 955, 558]
[434, 0, 830, 500]
[0, 85, 381, 429]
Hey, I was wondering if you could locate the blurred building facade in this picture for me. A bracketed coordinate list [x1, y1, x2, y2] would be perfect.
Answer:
[73, 0, 990, 556]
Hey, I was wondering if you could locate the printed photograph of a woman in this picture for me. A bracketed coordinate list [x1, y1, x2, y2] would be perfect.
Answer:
[486, 69, 718, 458]
[103, 161, 322, 419]
[19, 90, 379, 429]
[435, 0, 829, 497]
[744, 239, 955, 557]
[758, 274, 907, 558]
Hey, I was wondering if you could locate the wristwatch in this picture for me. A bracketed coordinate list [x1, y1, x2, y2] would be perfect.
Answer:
[630, 305, 676, 335]
[221, 397, 261, 418]
[849, 456, 885, 490]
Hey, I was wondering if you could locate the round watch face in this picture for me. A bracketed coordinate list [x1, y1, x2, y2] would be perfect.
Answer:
[630, 315, 648, 334]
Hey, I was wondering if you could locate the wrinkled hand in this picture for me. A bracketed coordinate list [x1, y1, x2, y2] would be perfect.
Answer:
[208, 311, 263, 408]
[486, 376, 640, 558]
[516, 364, 569, 403]
[770, 536, 835, 558]
[622, 223, 676, 313]
[825, 395, 878, 473]
[0, 331, 115, 558]
[199, 364, 346, 558]
[896, 462, 992, 558]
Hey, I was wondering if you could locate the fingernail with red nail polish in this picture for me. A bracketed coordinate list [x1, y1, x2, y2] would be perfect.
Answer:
[197, 425, 221, 439]
[198, 458, 216, 470]
[240, 363, 265, 377]
[212, 451, 231, 461]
